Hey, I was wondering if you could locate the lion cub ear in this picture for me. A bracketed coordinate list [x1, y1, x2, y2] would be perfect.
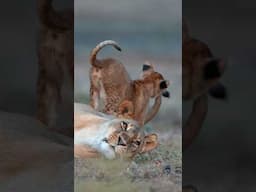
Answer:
[142, 61, 155, 72]
[140, 133, 158, 153]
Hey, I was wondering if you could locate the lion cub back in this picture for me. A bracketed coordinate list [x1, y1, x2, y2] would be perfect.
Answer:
[90, 58, 132, 114]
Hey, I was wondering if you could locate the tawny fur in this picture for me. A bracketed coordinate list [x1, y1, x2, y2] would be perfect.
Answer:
[89, 40, 169, 126]
[74, 103, 158, 159]
[117, 100, 135, 119]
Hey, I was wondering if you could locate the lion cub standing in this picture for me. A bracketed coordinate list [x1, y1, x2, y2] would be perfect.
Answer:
[89, 40, 170, 126]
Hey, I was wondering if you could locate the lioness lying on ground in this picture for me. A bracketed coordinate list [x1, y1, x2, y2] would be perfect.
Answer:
[74, 103, 158, 159]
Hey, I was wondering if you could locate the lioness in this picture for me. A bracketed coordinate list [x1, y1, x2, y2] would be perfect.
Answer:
[89, 40, 170, 126]
[74, 103, 158, 159]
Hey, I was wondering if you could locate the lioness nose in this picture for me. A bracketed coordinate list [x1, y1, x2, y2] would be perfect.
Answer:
[117, 136, 126, 146]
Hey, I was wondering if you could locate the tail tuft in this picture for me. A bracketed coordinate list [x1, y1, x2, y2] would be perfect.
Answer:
[90, 40, 121, 67]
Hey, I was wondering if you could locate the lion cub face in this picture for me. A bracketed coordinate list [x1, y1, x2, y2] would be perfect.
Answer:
[114, 62, 170, 124]
[141, 62, 170, 98]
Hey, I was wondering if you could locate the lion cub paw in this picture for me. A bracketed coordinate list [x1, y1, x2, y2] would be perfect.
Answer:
[117, 100, 134, 119]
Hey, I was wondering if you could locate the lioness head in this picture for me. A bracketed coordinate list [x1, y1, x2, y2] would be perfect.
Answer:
[105, 120, 140, 147]
[115, 132, 158, 159]
[103, 120, 158, 159]
[108, 130, 158, 159]
[141, 61, 170, 98]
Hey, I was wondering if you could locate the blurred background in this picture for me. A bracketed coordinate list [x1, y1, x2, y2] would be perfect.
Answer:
[183, 0, 256, 191]
[0, 0, 37, 115]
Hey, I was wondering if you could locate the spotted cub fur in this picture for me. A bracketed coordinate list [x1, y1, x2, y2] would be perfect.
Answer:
[89, 40, 170, 126]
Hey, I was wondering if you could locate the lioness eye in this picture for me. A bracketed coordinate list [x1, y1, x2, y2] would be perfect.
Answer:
[120, 121, 128, 130]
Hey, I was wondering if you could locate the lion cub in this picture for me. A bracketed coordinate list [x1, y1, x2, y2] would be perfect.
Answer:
[89, 40, 170, 126]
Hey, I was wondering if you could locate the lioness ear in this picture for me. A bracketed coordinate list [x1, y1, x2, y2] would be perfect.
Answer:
[140, 133, 158, 153]
[203, 58, 225, 80]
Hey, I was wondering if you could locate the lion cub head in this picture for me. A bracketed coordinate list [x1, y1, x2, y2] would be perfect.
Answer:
[140, 61, 170, 98]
